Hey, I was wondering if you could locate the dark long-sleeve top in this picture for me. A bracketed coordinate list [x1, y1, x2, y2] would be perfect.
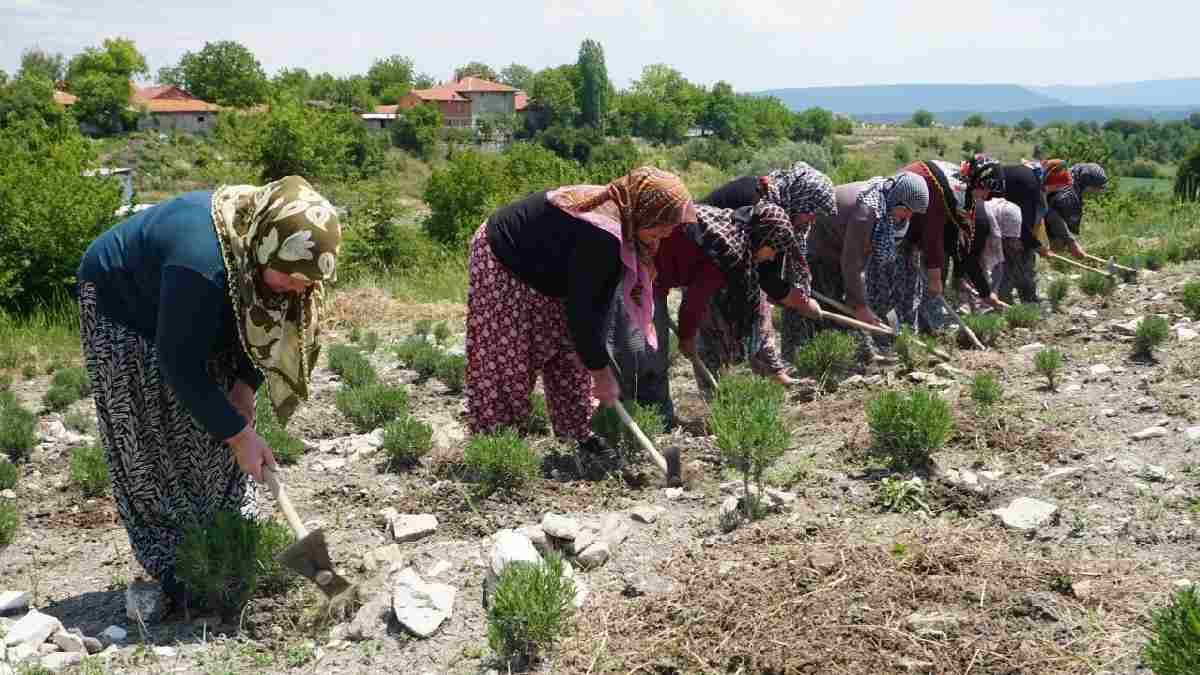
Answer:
[901, 162, 950, 272]
[1045, 189, 1079, 246]
[701, 175, 761, 209]
[77, 191, 262, 440]
[997, 165, 1046, 252]
[486, 191, 622, 370]
[653, 228, 790, 342]
[807, 182, 877, 307]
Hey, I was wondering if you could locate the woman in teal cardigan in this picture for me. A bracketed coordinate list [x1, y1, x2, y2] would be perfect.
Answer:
[76, 175, 341, 612]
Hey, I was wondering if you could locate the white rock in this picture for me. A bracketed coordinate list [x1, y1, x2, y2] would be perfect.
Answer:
[0, 489, 13, 500]
[719, 496, 740, 518]
[1140, 465, 1169, 482]
[1088, 364, 1112, 378]
[764, 488, 799, 505]
[630, 505, 664, 524]
[1100, 408, 1117, 417]
[933, 364, 965, 379]
[426, 560, 452, 578]
[958, 469, 979, 487]
[599, 513, 631, 548]
[98, 625, 127, 645]
[1131, 426, 1169, 441]
[1173, 579, 1195, 590]
[37, 642, 60, 656]
[3, 610, 63, 648]
[39, 652, 82, 673]
[664, 487, 686, 500]
[1186, 427, 1200, 442]
[570, 578, 590, 609]
[50, 631, 86, 655]
[1043, 467, 1081, 482]
[376, 507, 399, 528]
[125, 580, 167, 623]
[488, 530, 541, 579]
[517, 525, 550, 554]
[572, 528, 598, 556]
[391, 514, 438, 543]
[1018, 343, 1046, 354]
[315, 457, 347, 472]
[317, 430, 384, 457]
[7, 642, 38, 664]
[541, 513, 581, 540]
[979, 470, 1004, 481]
[1178, 327, 1199, 343]
[361, 544, 404, 573]
[1113, 318, 1144, 335]
[991, 498, 1058, 531]
[152, 646, 177, 658]
[1062, 384, 1082, 394]
[392, 568, 455, 638]
[577, 542, 611, 569]
[0, 591, 30, 615]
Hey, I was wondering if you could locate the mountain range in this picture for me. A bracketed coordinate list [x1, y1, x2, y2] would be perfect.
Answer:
[757, 79, 1200, 124]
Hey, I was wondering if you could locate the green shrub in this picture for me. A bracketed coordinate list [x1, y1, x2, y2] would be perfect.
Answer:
[335, 384, 409, 433]
[69, 445, 109, 497]
[793, 330, 857, 386]
[960, 313, 1006, 347]
[0, 457, 17, 490]
[175, 510, 295, 616]
[875, 476, 928, 514]
[435, 354, 466, 393]
[0, 373, 11, 391]
[326, 344, 377, 389]
[1183, 281, 1200, 320]
[894, 329, 928, 372]
[348, 326, 362, 343]
[970, 372, 1003, 411]
[1175, 142, 1200, 202]
[1078, 271, 1116, 297]
[487, 551, 575, 665]
[1135, 316, 1171, 357]
[1143, 585, 1200, 675]
[866, 388, 953, 467]
[464, 429, 539, 494]
[1047, 279, 1070, 312]
[1033, 348, 1064, 390]
[0, 502, 18, 546]
[256, 389, 305, 465]
[21, 364, 35, 380]
[0, 391, 37, 463]
[382, 416, 433, 469]
[412, 319, 433, 338]
[591, 400, 664, 456]
[63, 410, 93, 434]
[709, 374, 790, 517]
[362, 331, 380, 354]
[526, 393, 550, 435]
[432, 321, 451, 346]
[1005, 303, 1042, 329]
[43, 366, 90, 412]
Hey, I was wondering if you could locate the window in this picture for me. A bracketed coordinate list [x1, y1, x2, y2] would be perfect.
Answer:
[197, 116, 205, 122]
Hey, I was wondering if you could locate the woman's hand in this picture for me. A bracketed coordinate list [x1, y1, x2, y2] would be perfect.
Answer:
[853, 304, 885, 328]
[982, 294, 1010, 310]
[781, 289, 823, 319]
[228, 380, 256, 427]
[590, 368, 619, 406]
[1068, 240, 1086, 259]
[227, 425, 277, 482]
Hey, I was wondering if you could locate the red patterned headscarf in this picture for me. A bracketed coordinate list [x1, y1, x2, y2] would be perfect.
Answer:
[1040, 159, 1073, 191]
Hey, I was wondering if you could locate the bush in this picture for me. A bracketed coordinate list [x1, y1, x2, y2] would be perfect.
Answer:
[69, 445, 109, 497]
[382, 416, 433, 469]
[1135, 316, 1170, 357]
[970, 372, 1003, 411]
[412, 320, 433, 338]
[1127, 159, 1160, 179]
[793, 330, 857, 386]
[1182, 280, 1200, 319]
[435, 355, 466, 393]
[0, 391, 37, 463]
[432, 321, 451, 346]
[1175, 143, 1200, 201]
[391, 104, 441, 160]
[1033, 347, 1064, 390]
[866, 389, 953, 467]
[326, 344, 377, 389]
[422, 150, 505, 245]
[1078, 271, 1116, 297]
[487, 551, 575, 665]
[526, 393, 550, 435]
[175, 510, 294, 616]
[335, 384, 409, 433]
[894, 329, 928, 372]
[960, 313, 1006, 347]
[1004, 303, 1042, 329]
[732, 140, 832, 176]
[42, 366, 90, 412]
[464, 429, 540, 494]
[1047, 278, 1070, 312]
[394, 337, 442, 382]
[0, 457, 16, 490]
[709, 374, 789, 518]
[0, 502, 17, 546]
[876, 476, 928, 514]
[1143, 585, 1200, 675]
[256, 389, 305, 465]
[591, 400, 664, 456]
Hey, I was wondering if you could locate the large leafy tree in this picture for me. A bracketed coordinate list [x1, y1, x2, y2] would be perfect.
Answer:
[792, 106, 834, 143]
[0, 75, 69, 128]
[159, 41, 268, 107]
[18, 48, 65, 82]
[576, 40, 609, 129]
[498, 64, 533, 91]
[529, 66, 578, 127]
[66, 37, 148, 84]
[65, 37, 148, 133]
[392, 104, 441, 160]
[366, 55, 414, 104]
[453, 61, 497, 82]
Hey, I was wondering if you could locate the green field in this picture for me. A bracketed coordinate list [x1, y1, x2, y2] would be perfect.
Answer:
[1118, 176, 1173, 194]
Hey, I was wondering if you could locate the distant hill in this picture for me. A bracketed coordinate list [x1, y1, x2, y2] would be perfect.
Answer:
[856, 105, 1200, 126]
[1031, 79, 1200, 107]
[757, 84, 1064, 116]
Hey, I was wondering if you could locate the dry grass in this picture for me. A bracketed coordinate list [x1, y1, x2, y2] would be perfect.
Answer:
[325, 286, 465, 329]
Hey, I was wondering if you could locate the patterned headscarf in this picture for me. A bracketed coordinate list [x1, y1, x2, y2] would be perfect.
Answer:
[761, 161, 838, 219]
[960, 153, 1004, 210]
[1049, 164, 1107, 235]
[687, 202, 793, 340]
[858, 171, 930, 267]
[547, 167, 694, 350]
[1071, 163, 1109, 193]
[211, 176, 341, 424]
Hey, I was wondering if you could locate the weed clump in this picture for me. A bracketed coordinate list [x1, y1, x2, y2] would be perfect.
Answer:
[432, 321, 451, 346]
[464, 429, 539, 494]
[1078, 271, 1115, 297]
[335, 384, 409, 432]
[256, 389, 306, 464]
[1182, 280, 1200, 319]
[1047, 278, 1070, 312]
[412, 319, 433, 338]
[382, 416, 433, 469]
[1005, 303, 1042, 328]
[326, 344, 377, 388]
[0, 457, 16, 490]
[69, 445, 109, 497]
[875, 476, 929, 513]
[0, 502, 18, 546]
[592, 400, 664, 457]
[43, 366, 91, 412]
[176, 510, 294, 617]
[394, 336, 442, 381]
[1135, 316, 1171, 358]
[793, 330, 857, 388]
[866, 388, 953, 468]
[436, 355, 466, 393]
[709, 374, 789, 520]
[893, 329, 929, 372]
[1033, 347, 1065, 390]
[1142, 584, 1200, 675]
[0, 391, 37, 463]
[969, 371, 1003, 411]
[960, 314, 1006, 348]
[487, 552, 575, 666]
[525, 393, 550, 435]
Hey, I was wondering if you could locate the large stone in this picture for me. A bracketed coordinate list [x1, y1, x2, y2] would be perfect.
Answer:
[391, 514, 438, 543]
[98, 625, 127, 645]
[317, 430, 384, 456]
[577, 542, 611, 569]
[376, 507, 399, 528]
[50, 631, 86, 655]
[1088, 364, 1112, 378]
[1177, 327, 1199, 343]
[81, 637, 102, 655]
[1131, 426, 1168, 441]
[3, 609, 64, 648]
[630, 505, 664, 524]
[488, 530, 541, 579]
[719, 496, 740, 518]
[991, 498, 1059, 531]
[541, 513, 581, 540]
[344, 594, 391, 642]
[0, 591, 29, 615]
[599, 514, 631, 549]
[39, 652, 83, 673]
[517, 525, 550, 554]
[37, 642, 60, 656]
[620, 571, 677, 598]
[571, 528, 598, 556]
[905, 612, 962, 635]
[1017, 343, 1046, 354]
[125, 580, 168, 623]
[361, 544, 404, 573]
[1186, 427, 1200, 442]
[392, 568, 455, 638]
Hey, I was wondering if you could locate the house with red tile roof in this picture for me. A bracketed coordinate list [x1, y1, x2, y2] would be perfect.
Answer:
[391, 77, 523, 129]
[129, 85, 221, 133]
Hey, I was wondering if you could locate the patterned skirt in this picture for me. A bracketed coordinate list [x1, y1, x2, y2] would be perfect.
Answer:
[78, 282, 255, 580]
[779, 255, 844, 365]
[604, 289, 674, 427]
[695, 288, 786, 394]
[465, 224, 595, 442]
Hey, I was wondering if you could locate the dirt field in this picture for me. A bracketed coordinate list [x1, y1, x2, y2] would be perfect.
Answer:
[2, 261, 1199, 674]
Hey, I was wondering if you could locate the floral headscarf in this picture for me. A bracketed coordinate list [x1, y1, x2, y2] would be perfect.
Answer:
[760, 161, 838, 219]
[211, 176, 341, 424]
[548, 167, 694, 350]
[858, 172, 929, 266]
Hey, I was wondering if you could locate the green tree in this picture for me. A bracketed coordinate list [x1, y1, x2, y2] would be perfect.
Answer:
[832, 116, 854, 135]
[1176, 143, 1200, 201]
[18, 48, 65, 82]
[1189, 112, 1200, 131]
[529, 67, 577, 127]
[911, 109, 934, 128]
[0, 75, 69, 128]
[1017, 117, 1036, 133]
[423, 150, 504, 244]
[498, 63, 534, 91]
[698, 81, 739, 139]
[576, 39, 609, 129]
[66, 37, 148, 84]
[792, 106, 834, 143]
[963, 113, 987, 128]
[392, 103, 441, 160]
[309, 74, 375, 111]
[70, 72, 133, 134]
[366, 55, 414, 104]
[413, 73, 437, 89]
[454, 61, 497, 82]
[164, 41, 269, 107]
[271, 67, 313, 100]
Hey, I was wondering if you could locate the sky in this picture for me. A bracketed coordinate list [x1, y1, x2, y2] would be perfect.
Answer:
[2, 0, 1197, 91]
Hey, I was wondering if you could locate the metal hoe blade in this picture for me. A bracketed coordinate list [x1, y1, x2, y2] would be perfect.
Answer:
[278, 529, 354, 600]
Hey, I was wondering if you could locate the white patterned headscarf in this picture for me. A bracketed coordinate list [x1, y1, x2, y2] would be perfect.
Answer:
[211, 176, 342, 424]
[858, 171, 929, 265]
[762, 161, 838, 219]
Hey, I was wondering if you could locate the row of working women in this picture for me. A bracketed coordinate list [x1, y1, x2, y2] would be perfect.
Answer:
[463, 155, 1109, 463]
